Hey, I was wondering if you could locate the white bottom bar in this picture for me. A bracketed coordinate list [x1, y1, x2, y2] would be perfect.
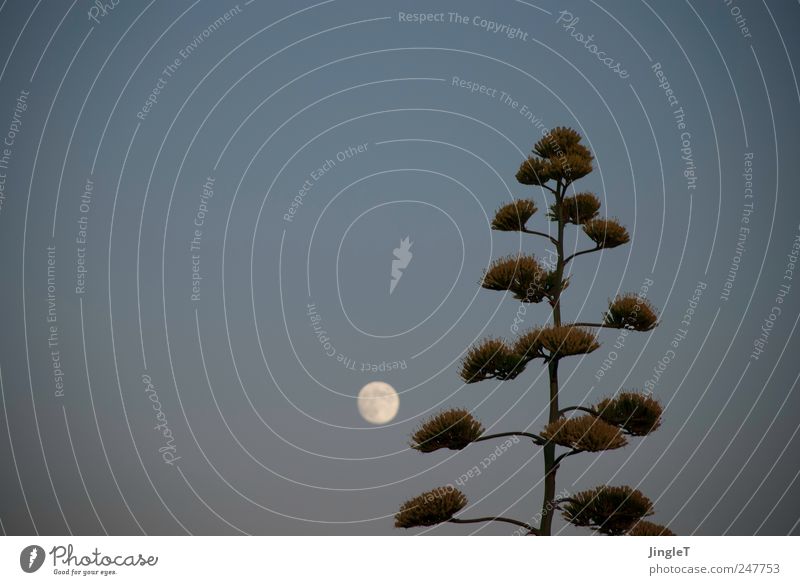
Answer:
[1, 536, 797, 583]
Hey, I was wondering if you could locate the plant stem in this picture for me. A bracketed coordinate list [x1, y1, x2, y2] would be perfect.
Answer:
[540, 361, 559, 536]
[539, 179, 566, 536]
[552, 181, 565, 328]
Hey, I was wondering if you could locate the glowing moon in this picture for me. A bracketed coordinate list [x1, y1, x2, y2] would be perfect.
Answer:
[357, 381, 399, 424]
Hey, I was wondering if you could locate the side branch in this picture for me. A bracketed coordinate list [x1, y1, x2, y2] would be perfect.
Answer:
[553, 448, 584, 467]
[540, 183, 559, 197]
[449, 516, 539, 534]
[522, 228, 558, 245]
[475, 431, 546, 446]
[557, 405, 599, 418]
[564, 246, 601, 265]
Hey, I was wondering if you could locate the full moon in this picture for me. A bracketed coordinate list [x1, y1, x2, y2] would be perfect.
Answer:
[357, 381, 399, 424]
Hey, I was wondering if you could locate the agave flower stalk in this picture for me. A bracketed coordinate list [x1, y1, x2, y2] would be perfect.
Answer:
[395, 127, 671, 536]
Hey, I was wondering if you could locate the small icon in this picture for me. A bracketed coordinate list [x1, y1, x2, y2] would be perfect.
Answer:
[390, 236, 413, 294]
[20, 545, 45, 573]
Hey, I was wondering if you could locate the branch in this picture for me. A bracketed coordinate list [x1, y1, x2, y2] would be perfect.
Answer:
[553, 448, 584, 467]
[540, 183, 558, 197]
[557, 405, 599, 418]
[475, 431, 545, 446]
[570, 322, 619, 329]
[450, 516, 539, 534]
[564, 246, 601, 265]
[521, 228, 558, 245]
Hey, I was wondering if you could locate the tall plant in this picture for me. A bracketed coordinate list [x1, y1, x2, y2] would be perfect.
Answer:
[395, 127, 672, 536]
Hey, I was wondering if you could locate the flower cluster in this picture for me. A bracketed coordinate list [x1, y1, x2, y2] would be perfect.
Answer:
[511, 327, 545, 360]
[481, 254, 560, 303]
[594, 391, 663, 436]
[541, 415, 627, 452]
[462, 325, 602, 384]
[583, 218, 630, 249]
[550, 192, 601, 225]
[410, 409, 485, 453]
[516, 127, 594, 186]
[562, 485, 654, 535]
[491, 199, 538, 231]
[604, 293, 658, 331]
[538, 325, 600, 358]
[459, 338, 525, 383]
[394, 486, 467, 528]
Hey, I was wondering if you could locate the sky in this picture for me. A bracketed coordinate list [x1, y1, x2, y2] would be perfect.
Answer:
[0, 0, 799, 535]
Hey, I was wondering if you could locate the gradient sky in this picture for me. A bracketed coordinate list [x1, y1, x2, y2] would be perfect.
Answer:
[1, 0, 799, 535]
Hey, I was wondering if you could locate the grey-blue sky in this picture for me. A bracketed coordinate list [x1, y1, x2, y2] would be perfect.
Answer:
[0, 0, 798, 535]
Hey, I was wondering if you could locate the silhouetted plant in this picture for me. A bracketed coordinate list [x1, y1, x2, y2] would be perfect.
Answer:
[395, 127, 671, 535]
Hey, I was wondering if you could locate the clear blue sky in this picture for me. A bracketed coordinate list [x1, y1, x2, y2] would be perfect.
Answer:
[0, 0, 798, 535]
